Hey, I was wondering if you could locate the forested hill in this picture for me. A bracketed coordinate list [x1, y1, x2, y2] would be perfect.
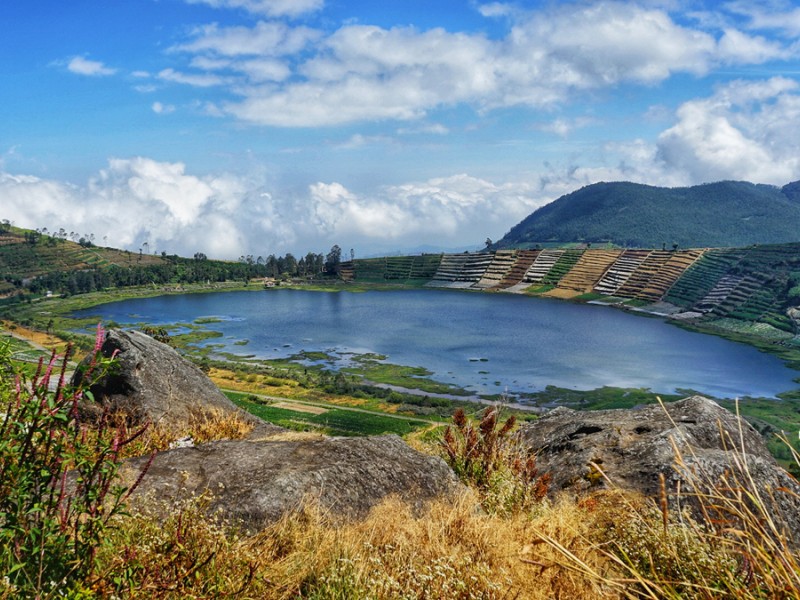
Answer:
[495, 180, 800, 249]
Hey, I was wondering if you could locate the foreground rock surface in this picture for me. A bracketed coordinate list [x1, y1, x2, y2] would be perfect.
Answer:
[124, 434, 462, 530]
[72, 328, 264, 430]
[519, 396, 800, 526]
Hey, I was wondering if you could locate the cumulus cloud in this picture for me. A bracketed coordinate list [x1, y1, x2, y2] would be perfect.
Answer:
[184, 0, 324, 18]
[0, 159, 266, 258]
[309, 175, 548, 247]
[66, 56, 117, 77]
[0, 158, 563, 258]
[656, 77, 800, 184]
[157, 1, 795, 127]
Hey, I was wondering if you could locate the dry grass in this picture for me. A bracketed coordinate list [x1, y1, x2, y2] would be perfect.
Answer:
[92, 487, 627, 599]
[119, 407, 256, 458]
[88, 405, 800, 599]
[539, 401, 800, 599]
[1, 319, 70, 354]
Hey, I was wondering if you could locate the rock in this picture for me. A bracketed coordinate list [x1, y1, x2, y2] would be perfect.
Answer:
[123, 434, 462, 530]
[519, 396, 800, 527]
[72, 328, 264, 431]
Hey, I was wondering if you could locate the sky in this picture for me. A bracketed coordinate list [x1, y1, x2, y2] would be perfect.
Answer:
[2, 0, 800, 259]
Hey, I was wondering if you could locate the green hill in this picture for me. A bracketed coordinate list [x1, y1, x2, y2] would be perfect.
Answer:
[495, 180, 800, 249]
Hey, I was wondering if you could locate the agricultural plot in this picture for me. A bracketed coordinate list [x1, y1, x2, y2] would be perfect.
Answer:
[474, 250, 517, 289]
[428, 253, 492, 288]
[229, 394, 427, 436]
[495, 250, 540, 289]
[552, 249, 622, 293]
[594, 249, 651, 295]
[540, 249, 583, 285]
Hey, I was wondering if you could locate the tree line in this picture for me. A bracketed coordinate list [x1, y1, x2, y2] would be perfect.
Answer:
[22, 249, 341, 297]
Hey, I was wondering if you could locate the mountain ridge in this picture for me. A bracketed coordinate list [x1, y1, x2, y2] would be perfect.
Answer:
[496, 180, 800, 249]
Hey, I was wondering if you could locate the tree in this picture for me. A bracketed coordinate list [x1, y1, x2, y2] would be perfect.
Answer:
[325, 244, 342, 275]
[284, 253, 298, 277]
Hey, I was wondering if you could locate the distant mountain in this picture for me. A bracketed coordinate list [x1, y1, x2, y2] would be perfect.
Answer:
[495, 180, 800, 249]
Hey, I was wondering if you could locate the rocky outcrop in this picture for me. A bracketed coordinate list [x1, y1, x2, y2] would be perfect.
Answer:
[519, 396, 800, 526]
[123, 434, 462, 531]
[72, 329, 263, 430]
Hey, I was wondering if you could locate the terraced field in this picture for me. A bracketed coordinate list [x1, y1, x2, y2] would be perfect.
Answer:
[474, 250, 517, 289]
[594, 249, 651, 295]
[427, 253, 492, 288]
[495, 249, 539, 289]
[552, 249, 622, 293]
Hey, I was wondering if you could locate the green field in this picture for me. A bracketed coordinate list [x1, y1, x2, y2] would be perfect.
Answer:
[227, 392, 429, 436]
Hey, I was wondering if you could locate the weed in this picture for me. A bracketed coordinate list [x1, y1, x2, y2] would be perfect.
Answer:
[440, 406, 550, 514]
[0, 326, 150, 598]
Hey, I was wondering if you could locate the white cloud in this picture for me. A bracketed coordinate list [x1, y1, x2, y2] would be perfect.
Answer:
[309, 175, 547, 247]
[717, 28, 788, 63]
[0, 158, 559, 257]
[174, 21, 321, 57]
[478, 3, 515, 18]
[67, 56, 117, 77]
[158, 68, 229, 88]
[170, 1, 793, 128]
[151, 101, 176, 114]
[191, 55, 291, 82]
[0, 159, 268, 258]
[724, 2, 800, 37]
[536, 117, 596, 137]
[184, 0, 323, 18]
[656, 77, 800, 184]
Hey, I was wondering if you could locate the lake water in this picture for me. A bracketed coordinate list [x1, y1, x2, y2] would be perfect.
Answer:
[74, 288, 799, 399]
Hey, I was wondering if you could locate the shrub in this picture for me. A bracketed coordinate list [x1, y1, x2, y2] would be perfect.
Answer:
[440, 406, 550, 514]
[0, 327, 150, 597]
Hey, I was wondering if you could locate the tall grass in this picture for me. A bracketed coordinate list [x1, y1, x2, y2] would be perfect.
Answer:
[440, 406, 550, 514]
[538, 399, 800, 599]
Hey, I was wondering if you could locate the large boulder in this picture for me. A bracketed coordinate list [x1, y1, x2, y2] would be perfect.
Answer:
[519, 396, 800, 526]
[72, 328, 262, 431]
[123, 434, 462, 530]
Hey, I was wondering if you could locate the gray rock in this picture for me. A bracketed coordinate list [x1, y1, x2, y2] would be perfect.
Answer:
[519, 396, 800, 528]
[124, 434, 462, 530]
[72, 328, 264, 431]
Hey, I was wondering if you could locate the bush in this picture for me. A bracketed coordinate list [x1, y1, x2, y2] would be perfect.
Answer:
[0, 327, 150, 597]
[440, 407, 550, 514]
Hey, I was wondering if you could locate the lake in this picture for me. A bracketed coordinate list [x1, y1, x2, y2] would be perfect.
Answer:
[74, 288, 799, 399]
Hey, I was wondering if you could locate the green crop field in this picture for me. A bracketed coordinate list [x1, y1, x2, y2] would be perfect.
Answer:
[228, 393, 427, 436]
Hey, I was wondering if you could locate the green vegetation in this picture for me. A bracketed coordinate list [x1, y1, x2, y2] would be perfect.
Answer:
[0, 226, 337, 300]
[440, 407, 550, 515]
[227, 392, 429, 436]
[496, 179, 800, 248]
[348, 254, 442, 282]
[541, 249, 583, 284]
[0, 333, 148, 598]
[2, 228, 800, 597]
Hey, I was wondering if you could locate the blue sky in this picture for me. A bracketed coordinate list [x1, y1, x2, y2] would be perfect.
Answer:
[2, 0, 800, 258]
